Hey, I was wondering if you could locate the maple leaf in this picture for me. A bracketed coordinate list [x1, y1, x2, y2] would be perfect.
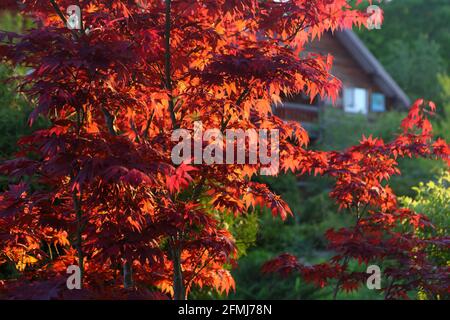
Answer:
[166, 163, 198, 194]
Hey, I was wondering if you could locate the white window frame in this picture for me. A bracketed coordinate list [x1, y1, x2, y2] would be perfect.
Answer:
[343, 87, 368, 115]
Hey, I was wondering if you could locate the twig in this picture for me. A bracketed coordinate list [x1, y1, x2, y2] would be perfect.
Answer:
[102, 107, 118, 136]
[164, 0, 178, 129]
[49, 0, 80, 38]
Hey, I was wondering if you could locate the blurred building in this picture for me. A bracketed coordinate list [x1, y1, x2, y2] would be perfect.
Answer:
[275, 29, 410, 137]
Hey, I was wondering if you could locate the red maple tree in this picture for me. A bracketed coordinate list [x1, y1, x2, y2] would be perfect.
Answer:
[263, 100, 450, 299]
[0, 1, 448, 300]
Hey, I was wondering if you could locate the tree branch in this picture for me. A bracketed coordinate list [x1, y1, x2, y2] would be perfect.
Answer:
[102, 107, 118, 136]
[185, 251, 218, 294]
[164, 0, 178, 129]
[221, 86, 251, 132]
[332, 256, 349, 300]
[49, 0, 80, 38]
[72, 190, 84, 288]
[143, 110, 155, 140]
[49, 0, 68, 25]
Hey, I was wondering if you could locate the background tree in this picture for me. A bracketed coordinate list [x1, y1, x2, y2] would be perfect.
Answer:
[356, 0, 449, 107]
[356, 0, 450, 72]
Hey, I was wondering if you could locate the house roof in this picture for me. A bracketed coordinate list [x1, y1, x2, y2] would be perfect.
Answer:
[335, 29, 410, 108]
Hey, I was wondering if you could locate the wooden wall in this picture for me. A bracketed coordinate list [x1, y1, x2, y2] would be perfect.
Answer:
[304, 32, 385, 110]
[276, 32, 394, 124]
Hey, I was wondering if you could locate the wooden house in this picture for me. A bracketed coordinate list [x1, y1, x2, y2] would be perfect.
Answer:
[275, 30, 410, 131]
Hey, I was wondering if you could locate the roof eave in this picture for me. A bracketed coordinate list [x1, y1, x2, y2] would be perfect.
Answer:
[335, 29, 411, 109]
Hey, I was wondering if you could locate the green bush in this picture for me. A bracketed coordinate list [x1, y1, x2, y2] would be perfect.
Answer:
[400, 171, 450, 266]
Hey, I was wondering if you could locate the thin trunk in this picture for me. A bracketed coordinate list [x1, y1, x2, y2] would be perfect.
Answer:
[50, 0, 84, 287]
[164, 0, 184, 300]
[384, 277, 394, 300]
[332, 278, 341, 300]
[172, 245, 186, 300]
[73, 191, 84, 288]
[333, 208, 365, 300]
[123, 261, 133, 289]
[332, 256, 349, 300]
[164, 0, 177, 129]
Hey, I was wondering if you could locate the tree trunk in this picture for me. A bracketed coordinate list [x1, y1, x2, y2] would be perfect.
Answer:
[123, 261, 133, 289]
[164, 0, 178, 129]
[172, 246, 185, 300]
[73, 191, 84, 288]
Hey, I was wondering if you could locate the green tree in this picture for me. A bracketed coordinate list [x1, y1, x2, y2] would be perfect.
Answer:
[380, 36, 445, 102]
[357, 0, 450, 72]
[400, 170, 450, 300]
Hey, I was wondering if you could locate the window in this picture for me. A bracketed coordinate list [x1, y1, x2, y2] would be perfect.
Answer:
[371, 93, 386, 112]
[343, 87, 368, 114]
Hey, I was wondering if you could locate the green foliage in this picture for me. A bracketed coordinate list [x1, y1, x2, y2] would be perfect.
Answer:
[356, 0, 450, 73]
[223, 212, 259, 257]
[0, 11, 33, 33]
[435, 74, 450, 141]
[229, 248, 332, 300]
[400, 171, 450, 300]
[380, 36, 444, 102]
[0, 65, 31, 158]
[0, 12, 45, 190]
[355, 0, 450, 115]
[0, 13, 33, 158]
[229, 173, 352, 299]
[317, 107, 405, 150]
[0, 62, 49, 192]
[400, 171, 450, 266]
